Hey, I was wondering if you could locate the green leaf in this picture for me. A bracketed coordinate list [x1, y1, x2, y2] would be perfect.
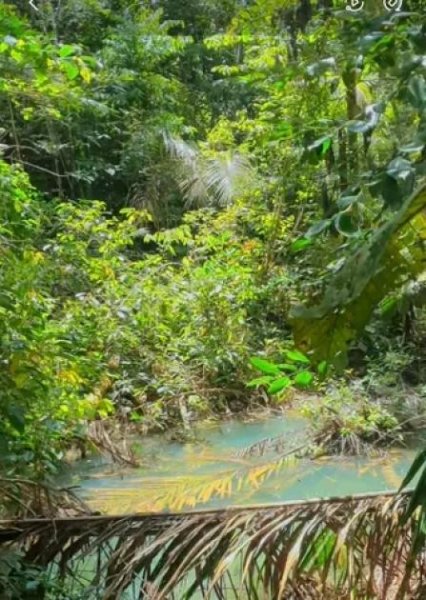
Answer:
[399, 449, 426, 492]
[6, 406, 26, 433]
[306, 57, 336, 77]
[380, 297, 398, 316]
[337, 195, 360, 210]
[249, 357, 281, 375]
[307, 219, 330, 238]
[277, 363, 298, 373]
[317, 361, 328, 377]
[59, 44, 76, 58]
[247, 375, 273, 388]
[334, 213, 358, 237]
[268, 376, 291, 394]
[291, 238, 312, 252]
[62, 61, 79, 80]
[407, 75, 426, 110]
[294, 371, 314, 388]
[320, 137, 332, 156]
[387, 157, 414, 182]
[270, 121, 293, 141]
[400, 141, 425, 154]
[402, 465, 426, 524]
[308, 136, 331, 155]
[285, 350, 310, 364]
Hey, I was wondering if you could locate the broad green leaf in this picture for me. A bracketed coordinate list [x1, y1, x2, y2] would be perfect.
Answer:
[268, 376, 291, 394]
[407, 75, 426, 110]
[320, 138, 332, 156]
[286, 350, 310, 364]
[400, 141, 425, 154]
[307, 219, 330, 238]
[291, 238, 312, 252]
[59, 44, 76, 58]
[380, 297, 398, 316]
[277, 363, 298, 373]
[317, 361, 328, 377]
[308, 136, 331, 154]
[387, 157, 414, 183]
[334, 213, 358, 237]
[62, 61, 79, 80]
[249, 357, 281, 375]
[294, 371, 313, 388]
[337, 195, 360, 210]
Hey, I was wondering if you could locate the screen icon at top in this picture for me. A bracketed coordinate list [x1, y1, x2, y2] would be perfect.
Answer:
[383, 0, 403, 9]
[346, 0, 403, 11]
[346, 0, 364, 11]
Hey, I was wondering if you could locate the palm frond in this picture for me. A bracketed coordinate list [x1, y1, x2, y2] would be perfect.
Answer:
[1, 491, 423, 599]
[202, 152, 253, 207]
[0, 478, 92, 519]
[164, 134, 255, 207]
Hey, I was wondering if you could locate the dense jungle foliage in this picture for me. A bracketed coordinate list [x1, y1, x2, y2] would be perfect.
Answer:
[0, 0, 425, 481]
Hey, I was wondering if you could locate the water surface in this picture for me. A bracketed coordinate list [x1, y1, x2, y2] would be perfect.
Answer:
[68, 413, 423, 514]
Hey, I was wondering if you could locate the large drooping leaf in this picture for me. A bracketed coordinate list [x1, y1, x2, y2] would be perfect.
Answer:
[290, 185, 426, 367]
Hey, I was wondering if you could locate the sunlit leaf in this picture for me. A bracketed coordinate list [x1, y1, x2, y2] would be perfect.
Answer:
[294, 371, 313, 388]
[268, 376, 291, 394]
[249, 357, 281, 375]
[285, 350, 310, 364]
[291, 238, 312, 252]
[62, 61, 79, 80]
[59, 44, 76, 58]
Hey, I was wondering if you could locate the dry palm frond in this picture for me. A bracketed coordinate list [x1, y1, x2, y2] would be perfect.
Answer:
[0, 478, 92, 519]
[164, 134, 254, 207]
[0, 491, 423, 599]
